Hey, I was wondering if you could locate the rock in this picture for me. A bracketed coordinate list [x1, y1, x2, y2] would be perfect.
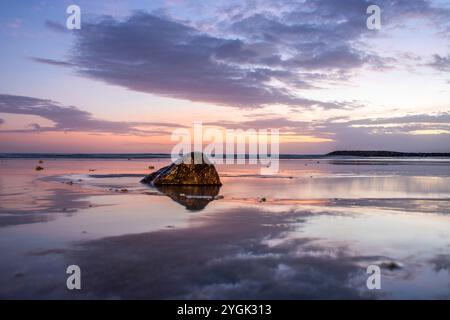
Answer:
[141, 152, 222, 186]
[35, 166, 44, 171]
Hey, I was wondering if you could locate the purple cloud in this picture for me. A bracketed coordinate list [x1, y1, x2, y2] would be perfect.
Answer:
[207, 112, 450, 152]
[38, 11, 364, 109]
[44, 20, 69, 33]
[428, 54, 450, 71]
[29, 57, 74, 67]
[0, 94, 184, 135]
[34, 1, 450, 110]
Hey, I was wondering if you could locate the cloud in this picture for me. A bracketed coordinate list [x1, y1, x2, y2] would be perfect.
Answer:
[0, 118, 4, 126]
[227, 0, 450, 59]
[67, 12, 342, 109]
[38, 10, 379, 109]
[29, 57, 74, 67]
[0, 94, 184, 135]
[350, 113, 450, 125]
[7, 18, 22, 30]
[316, 112, 450, 151]
[207, 112, 450, 152]
[206, 117, 316, 136]
[210, 112, 450, 134]
[33, 1, 450, 109]
[44, 20, 68, 33]
[428, 54, 450, 71]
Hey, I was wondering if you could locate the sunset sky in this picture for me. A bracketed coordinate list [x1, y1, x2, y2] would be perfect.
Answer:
[1, 0, 450, 154]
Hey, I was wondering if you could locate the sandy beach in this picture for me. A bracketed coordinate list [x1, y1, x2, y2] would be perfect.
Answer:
[1, 157, 450, 299]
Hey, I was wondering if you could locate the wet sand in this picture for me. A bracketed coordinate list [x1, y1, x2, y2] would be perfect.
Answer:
[1, 158, 450, 299]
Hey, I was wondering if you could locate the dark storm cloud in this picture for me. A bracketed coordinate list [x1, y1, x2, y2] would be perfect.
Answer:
[0, 94, 184, 135]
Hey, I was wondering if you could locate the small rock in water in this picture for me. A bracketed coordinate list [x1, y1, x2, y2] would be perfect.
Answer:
[38, 160, 44, 164]
[120, 189, 128, 193]
[148, 166, 155, 170]
[260, 197, 267, 202]
[141, 152, 221, 186]
[35, 166, 44, 171]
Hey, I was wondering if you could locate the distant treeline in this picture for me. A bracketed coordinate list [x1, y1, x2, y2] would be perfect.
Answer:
[326, 151, 450, 157]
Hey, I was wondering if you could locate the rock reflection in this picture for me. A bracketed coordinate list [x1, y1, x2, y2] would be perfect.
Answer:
[155, 185, 221, 211]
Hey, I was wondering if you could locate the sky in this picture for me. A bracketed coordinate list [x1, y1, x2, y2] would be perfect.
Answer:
[0, 0, 450, 154]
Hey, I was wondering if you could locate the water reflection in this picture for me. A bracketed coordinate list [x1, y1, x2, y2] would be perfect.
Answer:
[2, 159, 450, 299]
[155, 185, 221, 211]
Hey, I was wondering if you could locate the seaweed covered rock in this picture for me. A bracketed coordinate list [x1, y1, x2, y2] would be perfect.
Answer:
[141, 152, 222, 186]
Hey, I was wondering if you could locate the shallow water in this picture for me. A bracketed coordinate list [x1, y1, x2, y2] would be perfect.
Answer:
[0, 158, 450, 299]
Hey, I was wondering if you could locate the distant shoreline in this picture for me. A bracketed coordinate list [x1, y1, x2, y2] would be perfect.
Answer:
[326, 151, 450, 157]
[1, 151, 450, 159]
[0, 153, 321, 160]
